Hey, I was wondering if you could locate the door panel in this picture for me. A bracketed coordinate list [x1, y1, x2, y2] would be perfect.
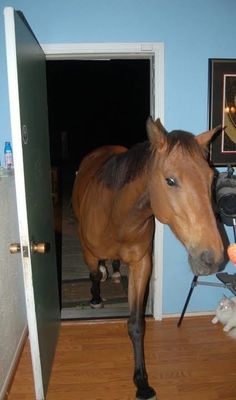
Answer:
[4, 7, 60, 399]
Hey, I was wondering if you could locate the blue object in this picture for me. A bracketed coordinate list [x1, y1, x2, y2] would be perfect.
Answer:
[4, 141, 13, 169]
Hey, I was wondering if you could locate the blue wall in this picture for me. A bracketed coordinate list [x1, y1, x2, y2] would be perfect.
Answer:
[1, 0, 236, 314]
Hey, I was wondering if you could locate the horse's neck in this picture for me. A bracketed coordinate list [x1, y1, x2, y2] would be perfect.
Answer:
[113, 174, 152, 224]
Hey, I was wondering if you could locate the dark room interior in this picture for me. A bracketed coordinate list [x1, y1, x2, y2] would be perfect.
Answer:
[46, 59, 151, 318]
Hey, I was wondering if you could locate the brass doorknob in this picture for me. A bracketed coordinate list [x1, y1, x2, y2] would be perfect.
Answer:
[9, 243, 21, 254]
[9, 241, 49, 254]
[31, 242, 48, 254]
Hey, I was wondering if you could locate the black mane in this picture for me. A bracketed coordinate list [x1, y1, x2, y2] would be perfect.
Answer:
[97, 130, 203, 190]
[97, 141, 152, 190]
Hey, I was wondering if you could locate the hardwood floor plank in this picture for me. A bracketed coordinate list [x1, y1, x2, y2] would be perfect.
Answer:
[6, 317, 236, 399]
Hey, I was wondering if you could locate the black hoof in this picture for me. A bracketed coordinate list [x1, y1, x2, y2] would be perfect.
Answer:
[136, 385, 157, 400]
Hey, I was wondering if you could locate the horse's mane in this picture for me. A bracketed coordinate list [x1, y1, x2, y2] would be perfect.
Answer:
[97, 141, 151, 190]
[98, 130, 204, 190]
[166, 130, 204, 156]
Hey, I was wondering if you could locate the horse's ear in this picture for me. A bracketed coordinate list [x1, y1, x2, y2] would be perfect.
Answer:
[195, 125, 222, 148]
[146, 117, 168, 151]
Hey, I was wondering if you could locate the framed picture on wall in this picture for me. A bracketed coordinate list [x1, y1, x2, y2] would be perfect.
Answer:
[209, 59, 236, 166]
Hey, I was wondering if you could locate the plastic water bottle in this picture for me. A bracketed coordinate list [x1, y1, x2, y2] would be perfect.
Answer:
[4, 141, 13, 169]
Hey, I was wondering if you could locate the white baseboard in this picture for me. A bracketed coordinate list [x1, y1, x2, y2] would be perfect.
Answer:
[163, 311, 215, 319]
[0, 325, 28, 400]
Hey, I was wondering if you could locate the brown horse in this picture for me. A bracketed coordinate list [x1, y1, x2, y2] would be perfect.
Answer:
[72, 118, 224, 400]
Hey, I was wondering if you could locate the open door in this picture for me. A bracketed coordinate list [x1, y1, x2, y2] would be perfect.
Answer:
[4, 7, 60, 399]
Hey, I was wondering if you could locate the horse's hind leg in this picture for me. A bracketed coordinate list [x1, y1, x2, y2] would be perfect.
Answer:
[99, 259, 109, 282]
[128, 254, 156, 400]
[112, 259, 121, 283]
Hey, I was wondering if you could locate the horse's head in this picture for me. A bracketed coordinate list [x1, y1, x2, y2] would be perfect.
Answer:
[146, 117, 224, 276]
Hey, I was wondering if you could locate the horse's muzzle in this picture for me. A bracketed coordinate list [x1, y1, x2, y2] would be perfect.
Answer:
[188, 250, 224, 276]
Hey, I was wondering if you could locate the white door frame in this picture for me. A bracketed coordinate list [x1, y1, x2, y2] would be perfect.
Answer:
[42, 42, 164, 319]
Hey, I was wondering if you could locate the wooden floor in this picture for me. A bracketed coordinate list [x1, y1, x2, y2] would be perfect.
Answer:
[6, 316, 236, 400]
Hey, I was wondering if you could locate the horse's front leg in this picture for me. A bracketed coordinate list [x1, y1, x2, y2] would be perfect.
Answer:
[128, 254, 157, 400]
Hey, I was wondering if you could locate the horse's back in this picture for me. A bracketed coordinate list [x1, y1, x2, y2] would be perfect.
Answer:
[72, 145, 127, 219]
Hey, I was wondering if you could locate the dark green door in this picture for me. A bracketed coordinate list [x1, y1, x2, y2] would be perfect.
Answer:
[4, 7, 60, 399]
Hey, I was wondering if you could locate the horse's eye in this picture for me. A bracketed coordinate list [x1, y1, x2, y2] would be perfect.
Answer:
[165, 177, 176, 187]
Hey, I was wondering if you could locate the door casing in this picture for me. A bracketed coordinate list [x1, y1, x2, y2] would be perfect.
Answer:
[42, 42, 164, 319]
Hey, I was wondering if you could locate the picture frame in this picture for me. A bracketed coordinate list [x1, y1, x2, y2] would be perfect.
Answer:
[209, 59, 236, 166]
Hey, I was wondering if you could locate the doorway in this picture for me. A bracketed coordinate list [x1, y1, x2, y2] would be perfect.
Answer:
[44, 42, 164, 320]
